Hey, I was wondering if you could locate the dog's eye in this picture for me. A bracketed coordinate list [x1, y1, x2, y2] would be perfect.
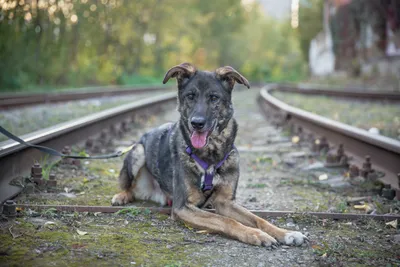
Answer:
[186, 94, 195, 100]
[222, 77, 231, 83]
[210, 95, 219, 102]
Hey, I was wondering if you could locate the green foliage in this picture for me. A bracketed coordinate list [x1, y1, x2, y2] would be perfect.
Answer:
[298, 0, 324, 62]
[164, 263, 182, 267]
[116, 207, 141, 216]
[40, 155, 58, 180]
[246, 183, 267, 189]
[78, 150, 89, 157]
[253, 155, 273, 164]
[115, 207, 151, 216]
[118, 74, 163, 86]
[0, 0, 307, 91]
[43, 208, 58, 216]
[335, 201, 348, 213]
[234, 7, 307, 82]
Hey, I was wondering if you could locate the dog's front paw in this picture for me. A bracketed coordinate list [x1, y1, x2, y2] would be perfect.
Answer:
[111, 192, 133, 206]
[282, 231, 309, 246]
[244, 229, 279, 248]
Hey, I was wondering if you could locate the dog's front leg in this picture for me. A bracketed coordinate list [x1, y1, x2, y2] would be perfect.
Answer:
[213, 188, 307, 246]
[216, 201, 308, 246]
[171, 149, 277, 247]
[173, 204, 279, 248]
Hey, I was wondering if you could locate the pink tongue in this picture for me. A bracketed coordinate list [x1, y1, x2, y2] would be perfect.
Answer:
[191, 131, 208, 148]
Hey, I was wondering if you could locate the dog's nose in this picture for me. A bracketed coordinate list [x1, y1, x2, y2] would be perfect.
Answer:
[191, 117, 206, 130]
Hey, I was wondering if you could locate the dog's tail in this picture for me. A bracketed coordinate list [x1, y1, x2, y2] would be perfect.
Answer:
[118, 143, 146, 190]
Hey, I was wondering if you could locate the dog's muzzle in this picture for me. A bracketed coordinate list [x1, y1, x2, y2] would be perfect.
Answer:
[190, 116, 206, 130]
[189, 119, 217, 149]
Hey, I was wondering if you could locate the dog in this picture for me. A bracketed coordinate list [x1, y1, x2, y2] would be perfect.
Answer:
[111, 63, 307, 247]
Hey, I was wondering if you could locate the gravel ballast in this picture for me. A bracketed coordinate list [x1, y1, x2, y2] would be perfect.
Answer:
[2, 88, 399, 266]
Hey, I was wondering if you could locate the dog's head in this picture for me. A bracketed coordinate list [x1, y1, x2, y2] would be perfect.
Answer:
[163, 62, 250, 149]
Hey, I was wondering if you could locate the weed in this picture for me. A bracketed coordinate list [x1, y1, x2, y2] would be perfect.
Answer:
[335, 201, 348, 213]
[78, 150, 90, 157]
[40, 155, 58, 180]
[142, 208, 152, 215]
[116, 207, 141, 216]
[43, 208, 58, 216]
[253, 155, 273, 164]
[247, 183, 267, 189]
[164, 263, 182, 267]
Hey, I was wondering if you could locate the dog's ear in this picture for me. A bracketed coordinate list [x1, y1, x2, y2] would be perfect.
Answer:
[215, 66, 250, 89]
[162, 63, 197, 85]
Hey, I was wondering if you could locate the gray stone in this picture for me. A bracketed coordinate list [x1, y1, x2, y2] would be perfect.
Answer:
[58, 192, 77, 198]
[302, 161, 324, 170]
[394, 234, 400, 244]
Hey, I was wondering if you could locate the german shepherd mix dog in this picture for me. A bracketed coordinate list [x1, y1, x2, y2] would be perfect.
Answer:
[112, 63, 308, 247]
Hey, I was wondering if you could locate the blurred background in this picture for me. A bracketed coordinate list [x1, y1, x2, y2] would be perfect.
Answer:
[0, 0, 399, 92]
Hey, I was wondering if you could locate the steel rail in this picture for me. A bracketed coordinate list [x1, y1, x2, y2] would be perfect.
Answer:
[0, 92, 177, 203]
[16, 204, 400, 221]
[259, 84, 400, 189]
[277, 83, 400, 101]
[0, 85, 171, 109]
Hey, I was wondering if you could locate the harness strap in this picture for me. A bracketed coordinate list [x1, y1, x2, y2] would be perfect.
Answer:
[185, 145, 235, 191]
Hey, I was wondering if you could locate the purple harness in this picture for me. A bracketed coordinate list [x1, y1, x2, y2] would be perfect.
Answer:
[185, 146, 235, 192]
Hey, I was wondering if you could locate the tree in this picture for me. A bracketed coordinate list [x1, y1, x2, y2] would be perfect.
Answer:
[298, 0, 324, 62]
[0, 0, 307, 91]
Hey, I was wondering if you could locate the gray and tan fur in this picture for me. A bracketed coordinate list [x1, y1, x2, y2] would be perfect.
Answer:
[112, 63, 308, 247]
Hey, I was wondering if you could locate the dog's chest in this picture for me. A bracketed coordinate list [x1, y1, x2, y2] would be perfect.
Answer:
[192, 160, 222, 188]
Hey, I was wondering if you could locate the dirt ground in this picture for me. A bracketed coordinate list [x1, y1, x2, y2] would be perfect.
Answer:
[1, 88, 399, 266]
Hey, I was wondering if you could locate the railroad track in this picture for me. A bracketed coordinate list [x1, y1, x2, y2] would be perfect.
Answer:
[258, 84, 400, 190]
[2, 85, 399, 267]
[0, 91, 177, 203]
[0, 85, 171, 109]
[1, 84, 399, 222]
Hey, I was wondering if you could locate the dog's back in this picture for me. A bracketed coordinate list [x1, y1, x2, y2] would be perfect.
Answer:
[111, 122, 176, 206]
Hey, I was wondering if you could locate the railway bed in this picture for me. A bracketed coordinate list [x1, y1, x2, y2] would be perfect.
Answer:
[0, 86, 399, 266]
